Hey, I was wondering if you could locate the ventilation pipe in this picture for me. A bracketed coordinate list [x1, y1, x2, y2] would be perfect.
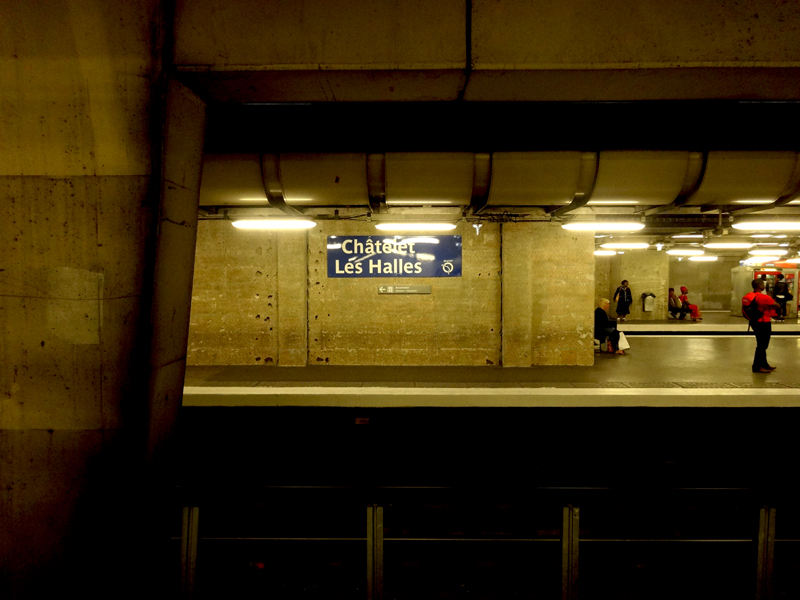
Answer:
[728, 153, 800, 216]
[640, 152, 706, 216]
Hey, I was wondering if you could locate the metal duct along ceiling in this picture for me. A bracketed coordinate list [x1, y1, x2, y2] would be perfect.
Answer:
[198, 151, 800, 220]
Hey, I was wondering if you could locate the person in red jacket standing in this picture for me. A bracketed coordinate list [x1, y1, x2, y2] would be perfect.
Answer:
[743, 278, 781, 373]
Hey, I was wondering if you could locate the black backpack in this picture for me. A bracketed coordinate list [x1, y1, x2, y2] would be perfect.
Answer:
[742, 294, 764, 329]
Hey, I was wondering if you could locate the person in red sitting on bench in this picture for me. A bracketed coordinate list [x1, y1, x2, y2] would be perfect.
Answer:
[743, 278, 781, 373]
[679, 286, 702, 321]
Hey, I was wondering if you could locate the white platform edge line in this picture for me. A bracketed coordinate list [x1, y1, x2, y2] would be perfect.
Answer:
[184, 386, 800, 396]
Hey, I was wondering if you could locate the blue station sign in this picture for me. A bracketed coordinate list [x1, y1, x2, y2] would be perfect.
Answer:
[327, 235, 462, 278]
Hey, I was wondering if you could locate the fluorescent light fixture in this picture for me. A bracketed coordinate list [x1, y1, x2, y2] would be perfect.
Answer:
[780, 243, 790, 247]
[781, 257, 800, 263]
[732, 200, 800, 204]
[600, 243, 650, 250]
[666, 249, 704, 256]
[562, 221, 644, 232]
[749, 249, 788, 256]
[732, 220, 800, 231]
[672, 234, 704, 239]
[231, 219, 316, 230]
[774, 235, 788, 238]
[755, 242, 780, 246]
[750, 234, 773, 238]
[594, 250, 617, 256]
[743, 256, 780, 265]
[375, 223, 457, 231]
[703, 242, 753, 249]
[586, 200, 640, 205]
[385, 200, 456, 205]
[688, 255, 718, 262]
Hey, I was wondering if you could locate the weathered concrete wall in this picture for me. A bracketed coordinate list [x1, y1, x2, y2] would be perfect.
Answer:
[0, 1, 167, 597]
[188, 220, 600, 367]
[503, 223, 594, 366]
[609, 251, 670, 320]
[174, 0, 800, 102]
[670, 256, 740, 311]
[595, 255, 612, 308]
[308, 221, 501, 366]
[188, 220, 504, 366]
[188, 221, 280, 365]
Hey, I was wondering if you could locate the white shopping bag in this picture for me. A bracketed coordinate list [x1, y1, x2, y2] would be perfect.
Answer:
[618, 331, 631, 350]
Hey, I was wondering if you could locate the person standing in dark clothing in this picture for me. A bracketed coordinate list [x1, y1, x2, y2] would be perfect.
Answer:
[613, 280, 632, 322]
[772, 273, 789, 321]
[743, 278, 780, 373]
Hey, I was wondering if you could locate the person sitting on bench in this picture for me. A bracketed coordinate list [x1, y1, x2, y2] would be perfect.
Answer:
[668, 287, 688, 319]
[595, 298, 624, 354]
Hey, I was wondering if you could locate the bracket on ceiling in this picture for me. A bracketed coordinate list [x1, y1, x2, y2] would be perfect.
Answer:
[547, 152, 598, 218]
[366, 153, 387, 214]
[464, 153, 493, 216]
[260, 154, 306, 216]
[639, 151, 707, 216]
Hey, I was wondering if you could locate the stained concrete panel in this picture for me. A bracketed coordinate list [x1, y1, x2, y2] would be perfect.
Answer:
[0, 2, 157, 176]
[472, 0, 800, 67]
[464, 67, 800, 101]
[179, 68, 467, 103]
[174, 0, 465, 68]
[503, 222, 594, 366]
[0, 295, 143, 431]
[188, 221, 280, 365]
[0, 176, 152, 299]
[595, 255, 612, 308]
[277, 233, 309, 366]
[0, 428, 134, 595]
[308, 221, 501, 366]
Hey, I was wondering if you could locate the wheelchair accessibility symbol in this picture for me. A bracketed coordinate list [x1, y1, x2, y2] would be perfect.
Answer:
[442, 260, 454, 274]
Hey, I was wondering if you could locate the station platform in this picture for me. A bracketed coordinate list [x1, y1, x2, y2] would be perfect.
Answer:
[618, 310, 800, 335]
[183, 332, 800, 408]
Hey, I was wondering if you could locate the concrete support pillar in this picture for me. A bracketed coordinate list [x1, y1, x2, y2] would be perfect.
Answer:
[609, 251, 670, 320]
[0, 2, 203, 597]
[502, 222, 595, 366]
[277, 233, 309, 366]
[147, 80, 206, 464]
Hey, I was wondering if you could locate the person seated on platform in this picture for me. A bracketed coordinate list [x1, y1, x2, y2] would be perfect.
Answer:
[595, 298, 624, 355]
[679, 286, 702, 321]
[668, 287, 688, 319]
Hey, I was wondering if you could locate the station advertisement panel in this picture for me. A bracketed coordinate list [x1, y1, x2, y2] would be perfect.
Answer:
[327, 235, 462, 278]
